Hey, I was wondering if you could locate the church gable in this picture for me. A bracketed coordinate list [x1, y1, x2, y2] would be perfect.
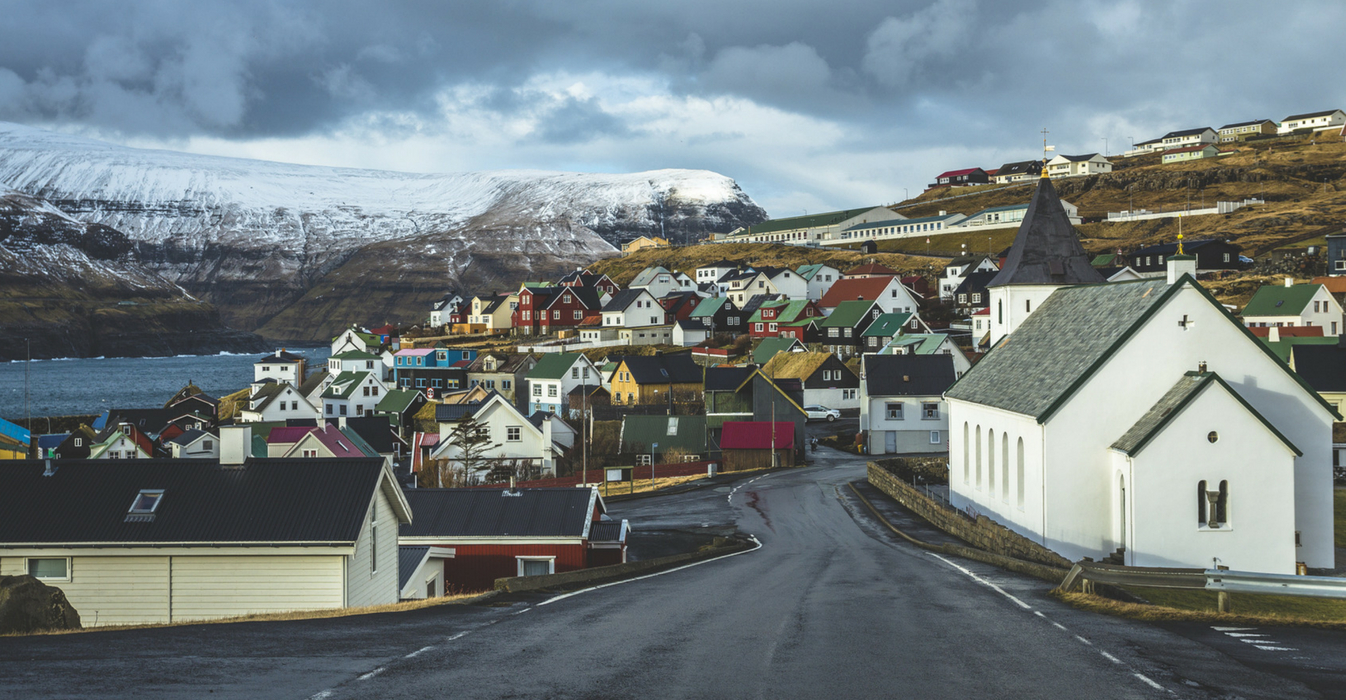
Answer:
[1111, 372, 1300, 458]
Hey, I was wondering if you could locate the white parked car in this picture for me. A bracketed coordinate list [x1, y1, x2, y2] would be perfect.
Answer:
[804, 405, 840, 422]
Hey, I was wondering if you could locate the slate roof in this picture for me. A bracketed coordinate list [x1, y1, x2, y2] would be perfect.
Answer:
[257, 350, 306, 364]
[400, 488, 598, 538]
[331, 416, 395, 454]
[629, 266, 671, 288]
[862, 355, 956, 396]
[986, 176, 1105, 288]
[166, 428, 211, 447]
[819, 300, 881, 328]
[1242, 284, 1320, 317]
[1218, 119, 1274, 130]
[676, 318, 709, 331]
[529, 353, 583, 380]
[953, 271, 998, 298]
[946, 280, 1169, 417]
[620, 415, 708, 453]
[398, 545, 429, 590]
[819, 277, 897, 308]
[435, 402, 483, 422]
[620, 354, 703, 384]
[1291, 343, 1346, 392]
[0, 458, 390, 545]
[704, 365, 758, 392]
[995, 160, 1043, 177]
[603, 288, 654, 312]
[752, 337, 806, 364]
[1111, 372, 1299, 457]
[720, 421, 795, 450]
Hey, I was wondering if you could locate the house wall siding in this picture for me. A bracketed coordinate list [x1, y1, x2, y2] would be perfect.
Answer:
[440, 543, 587, 593]
[0, 555, 170, 626]
[345, 489, 402, 608]
[171, 555, 344, 622]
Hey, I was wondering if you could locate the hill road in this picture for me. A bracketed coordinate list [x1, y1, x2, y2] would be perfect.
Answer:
[1, 448, 1341, 699]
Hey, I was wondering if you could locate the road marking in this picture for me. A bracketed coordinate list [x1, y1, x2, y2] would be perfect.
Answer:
[404, 645, 435, 659]
[1074, 635, 1092, 646]
[1134, 673, 1166, 691]
[539, 535, 763, 607]
[926, 552, 1032, 610]
[1212, 626, 1256, 631]
[512, 607, 532, 615]
[1099, 651, 1123, 665]
[1224, 632, 1265, 638]
[727, 473, 773, 504]
[1254, 645, 1297, 652]
[308, 691, 333, 700]
[446, 631, 469, 641]
[357, 667, 385, 681]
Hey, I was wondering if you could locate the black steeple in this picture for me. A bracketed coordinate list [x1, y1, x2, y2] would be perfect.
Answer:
[986, 175, 1104, 288]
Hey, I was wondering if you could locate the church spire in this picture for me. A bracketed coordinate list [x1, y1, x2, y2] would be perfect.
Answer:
[986, 175, 1104, 288]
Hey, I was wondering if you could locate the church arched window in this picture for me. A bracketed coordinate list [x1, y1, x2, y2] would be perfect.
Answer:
[1016, 438, 1025, 508]
[1001, 433, 1009, 502]
[963, 422, 970, 484]
[987, 429, 996, 492]
[975, 425, 982, 489]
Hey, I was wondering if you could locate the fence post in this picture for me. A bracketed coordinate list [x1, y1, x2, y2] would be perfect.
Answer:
[1217, 591, 1231, 613]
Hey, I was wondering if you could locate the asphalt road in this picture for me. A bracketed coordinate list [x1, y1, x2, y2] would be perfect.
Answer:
[1, 448, 1342, 699]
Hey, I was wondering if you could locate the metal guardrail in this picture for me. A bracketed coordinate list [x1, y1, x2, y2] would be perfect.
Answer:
[1060, 560, 1346, 600]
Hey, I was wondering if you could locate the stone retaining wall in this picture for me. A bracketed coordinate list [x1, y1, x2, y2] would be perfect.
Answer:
[868, 462, 1072, 570]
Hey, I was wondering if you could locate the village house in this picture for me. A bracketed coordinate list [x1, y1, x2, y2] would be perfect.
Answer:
[748, 299, 822, 340]
[938, 256, 1000, 301]
[51, 425, 96, 460]
[467, 293, 518, 331]
[722, 206, 903, 246]
[991, 160, 1043, 184]
[331, 325, 386, 355]
[673, 318, 709, 347]
[0, 457, 411, 626]
[932, 167, 990, 188]
[526, 353, 602, 415]
[818, 275, 921, 316]
[429, 392, 573, 479]
[720, 422, 796, 471]
[88, 423, 155, 459]
[859, 354, 956, 456]
[329, 350, 387, 379]
[278, 423, 383, 462]
[695, 260, 741, 288]
[399, 486, 627, 592]
[254, 349, 307, 385]
[601, 288, 666, 328]
[1159, 127, 1218, 150]
[511, 285, 559, 336]
[1126, 239, 1244, 275]
[1242, 280, 1344, 336]
[878, 333, 973, 377]
[621, 235, 669, 255]
[1289, 341, 1346, 416]
[1217, 120, 1277, 143]
[795, 263, 842, 301]
[1046, 153, 1112, 178]
[1162, 144, 1221, 164]
[394, 347, 477, 395]
[466, 353, 537, 404]
[238, 380, 320, 423]
[165, 429, 218, 459]
[660, 292, 703, 324]
[761, 351, 860, 410]
[1123, 136, 1163, 157]
[374, 388, 427, 437]
[539, 285, 605, 335]
[1278, 109, 1345, 134]
[428, 292, 464, 328]
[843, 263, 900, 279]
[322, 372, 387, 418]
[687, 296, 744, 337]
[617, 325, 675, 346]
[818, 300, 885, 356]
[609, 353, 703, 406]
[628, 266, 696, 299]
[557, 269, 620, 295]
[860, 312, 932, 353]
[619, 414, 711, 464]
[953, 271, 997, 315]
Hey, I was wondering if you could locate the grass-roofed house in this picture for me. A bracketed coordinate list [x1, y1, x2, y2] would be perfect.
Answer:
[761, 351, 859, 411]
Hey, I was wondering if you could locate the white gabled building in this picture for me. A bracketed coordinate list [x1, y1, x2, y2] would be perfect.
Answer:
[601, 288, 666, 329]
[796, 263, 842, 302]
[1046, 153, 1112, 178]
[254, 350, 307, 384]
[431, 392, 572, 478]
[1158, 127, 1217, 150]
[628, 266, 695, 299]
[1278, 109, 1345, 134]
[859, 354, 955, 455]
[1241, 280, 1344, 337]
[239, 380, 321, 423]
[938, 256, 999, 302]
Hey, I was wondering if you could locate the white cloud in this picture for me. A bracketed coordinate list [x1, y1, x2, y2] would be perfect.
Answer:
[863, 0, 975, 88]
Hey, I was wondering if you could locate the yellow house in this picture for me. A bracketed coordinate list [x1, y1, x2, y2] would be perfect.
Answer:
[621, 236, 670, 255]
[610, 354, 703, 405]
[467, 293, 518, 331]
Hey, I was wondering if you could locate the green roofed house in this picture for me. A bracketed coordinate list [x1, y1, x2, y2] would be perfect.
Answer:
[688, 296, 745, 336]
[819, 300, 884, 356]
[619, 414, 710, 464]
[945, 275, 1338, 574]
[877, 333, 973, 377]
[859, 313, 932, 353]
[748, 299, 822, 342]
[1241, 281, 1343, 337]
[328, 350, 384, 377]
[1258, 334, 1337, 363]
[331, 325, 386, 356]
[374, 388, 427, 435]
[320, 371, 386, 419]
[795, 263, 843, 301]
[752, 337, 807, 365]
[722, 206, 904, 246]
[526, 353, 601, 416]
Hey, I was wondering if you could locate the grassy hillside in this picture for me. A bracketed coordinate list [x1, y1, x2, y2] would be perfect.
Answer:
[891, 132, 1346, 258]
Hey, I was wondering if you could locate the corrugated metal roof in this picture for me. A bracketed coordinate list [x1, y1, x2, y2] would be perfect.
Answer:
[401, 488, 596, 538]
[398, 545, 429, 589]
[0, 458, 387, 545]
[863, 355, 956, 396]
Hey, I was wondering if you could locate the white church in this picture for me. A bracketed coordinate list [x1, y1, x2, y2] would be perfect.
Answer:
[946, 173, 1337, 575]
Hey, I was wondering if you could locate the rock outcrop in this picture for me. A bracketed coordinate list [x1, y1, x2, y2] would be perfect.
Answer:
[0, 575, 82, 634]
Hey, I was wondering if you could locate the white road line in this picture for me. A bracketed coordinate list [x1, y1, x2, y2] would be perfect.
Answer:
[1254, 645, 1297, 652]
[538, 535, 764, 607]
[446, 631, 469, 641]
[1133, 673, 1166, 691]
[357, 668, 385, 681]
[1051, 621, 1068, 631]
[512, 607, 532, 615]
[1238, 638, 1274, 644]
[926, 552, 1032, 610]
[308, 691, 333, 700]
[1074, 635, 1092, 646]
[1212, 626, 1256, 631]
[404, 645, 435, 659]
[1225, 633, 1266, 638]
[1099, 651, 1123, 665]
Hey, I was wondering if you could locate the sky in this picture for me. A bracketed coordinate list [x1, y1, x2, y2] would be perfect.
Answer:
[0, 0, 1342, 217]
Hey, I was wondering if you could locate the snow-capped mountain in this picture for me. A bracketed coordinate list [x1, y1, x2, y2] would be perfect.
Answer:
[0, 122, 767, 337]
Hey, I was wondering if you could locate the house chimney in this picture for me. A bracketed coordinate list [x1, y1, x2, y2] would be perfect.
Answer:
[220, 425, 253, 466]
[509, 475, 516, 492]
[1268, 326, 1280, 342]
[42, 459, 55, 477]
[1198, 361, 1208, 373]
[1285, 277, 1294, 288]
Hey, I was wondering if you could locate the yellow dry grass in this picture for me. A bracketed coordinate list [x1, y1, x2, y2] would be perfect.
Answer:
[1054, 589, 1346, 630]
[4, 591, 488, 637]
[598, 473, 708, 497]
[761, 351, 831, 380]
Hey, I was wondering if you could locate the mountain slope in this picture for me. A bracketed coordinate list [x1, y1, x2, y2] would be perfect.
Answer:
[0, 123, 767, 337]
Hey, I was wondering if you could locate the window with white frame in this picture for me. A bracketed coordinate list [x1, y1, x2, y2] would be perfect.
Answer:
[922, 402, 939, 419]
[548, 385, 558, 397]
[518, 557, 555, 577]
[929, 431, 941, 444]
[507, 426, 521, 442]
[27, 558, 69, 581]
[636, 454, 652, 465]
[886, 402, 904, 420]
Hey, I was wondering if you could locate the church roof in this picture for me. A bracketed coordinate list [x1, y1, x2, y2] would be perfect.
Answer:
[946, 277, 1341, 422]
[986, 177, 1104, 288]
[1110, 372, 1300, 457]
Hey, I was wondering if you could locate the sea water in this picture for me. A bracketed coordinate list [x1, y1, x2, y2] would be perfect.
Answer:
[0, 347, 331, 422]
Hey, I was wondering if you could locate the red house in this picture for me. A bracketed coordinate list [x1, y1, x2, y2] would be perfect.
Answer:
[513, 287, 559, 335]
[539, 285, 604, 335]
[399, 486, 629, 592]
[659, 292, 702, 323]
[748, 299, 822, 340]
[559, 269, 620, 296]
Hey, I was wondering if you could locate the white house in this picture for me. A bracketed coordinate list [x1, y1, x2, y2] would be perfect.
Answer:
[946, 273, 1337, 574]
[0, 458, 411, 626]
[986, 174, 1107, 346]
[87, 424, 153, 460]
[1241, 280, 1344, 337]
[526, 352, 602, 415]
[328, 350, 387, 380]
[938, 256, 999, 302]
[601, 288, 666, 329]
[167, 429, 219, 459]
[254, 350, 307, 385]
[723, 270, 777, 306]
[831, 213, 967, 246]
[428, 293, 463, 327]
[695, 261, 740, 289]
[239, 380, 321, 423]
[757, 267, 808, 300]
[796, 263, 842, 301]
[331, 326, 383, 355]
[322, 371, 386, 419]
[956, 200, 1081, 230]
[673, 319, 710, 347]
[1279, 109, 1345, 134]
[878, 333, 973, 378]
[1047, 153, 1113, 178]
[722, 205, 904, 246]
[431, 392, 571, 478]
[628, 266, 695, 299]
[1159, 127, 1217, 150]
[859, 354, 955, 455]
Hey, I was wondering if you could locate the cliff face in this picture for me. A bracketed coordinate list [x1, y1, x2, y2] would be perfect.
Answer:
[0, 123, 768, 338]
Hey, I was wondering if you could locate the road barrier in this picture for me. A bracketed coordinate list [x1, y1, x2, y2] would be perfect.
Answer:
[1058, 560, 1346, 610]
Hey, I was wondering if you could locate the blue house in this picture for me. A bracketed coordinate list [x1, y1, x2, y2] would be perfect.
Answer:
[393, 347, 478, 397]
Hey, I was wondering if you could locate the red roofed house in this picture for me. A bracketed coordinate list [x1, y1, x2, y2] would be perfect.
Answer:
[901, 275, 931, 299]
[931, 168, 989, 188]
[720, 421, 795, 471]
[818, 276, 922, 315]
[1247, 326, 1325, 339]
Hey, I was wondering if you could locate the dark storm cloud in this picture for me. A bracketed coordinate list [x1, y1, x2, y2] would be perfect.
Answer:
[0, 1, 1343, 210]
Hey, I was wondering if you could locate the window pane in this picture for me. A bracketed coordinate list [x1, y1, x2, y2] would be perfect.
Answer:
[30, 558, 67, 579]
[523, 560, 550, 577]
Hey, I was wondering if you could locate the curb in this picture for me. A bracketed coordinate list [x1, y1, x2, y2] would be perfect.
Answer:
[603, 468, 784, 503]
[493, 537, 756, 593]
[846, 482, 1070, 585]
